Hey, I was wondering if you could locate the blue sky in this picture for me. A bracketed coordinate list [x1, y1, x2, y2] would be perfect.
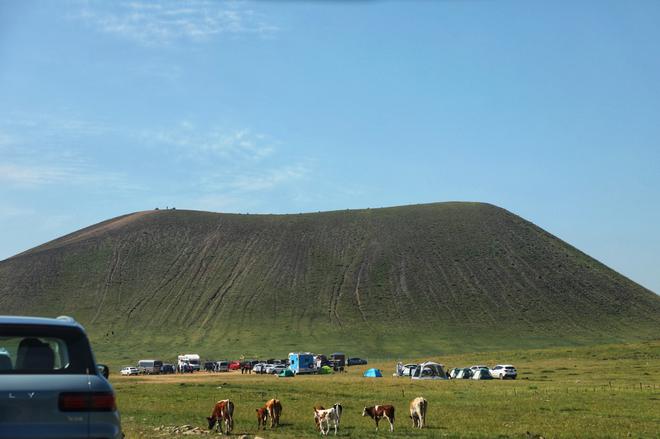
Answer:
[1, 0, 658, 294]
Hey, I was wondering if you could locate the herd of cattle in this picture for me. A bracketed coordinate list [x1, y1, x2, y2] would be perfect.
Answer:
[206, 396, 428, 436]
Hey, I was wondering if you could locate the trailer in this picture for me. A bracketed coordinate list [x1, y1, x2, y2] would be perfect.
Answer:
[177, 354, 201, 372]
[288, 352, 316, 375]
[330, 352, 346, 367]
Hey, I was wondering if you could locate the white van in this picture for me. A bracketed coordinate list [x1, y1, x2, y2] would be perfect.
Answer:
[137, 359, 162, 374]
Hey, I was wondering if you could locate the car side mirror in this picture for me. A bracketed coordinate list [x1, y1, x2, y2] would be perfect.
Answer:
[97, 364, 110, 379]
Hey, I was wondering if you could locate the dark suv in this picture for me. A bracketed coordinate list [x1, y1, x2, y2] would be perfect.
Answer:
[0, 315, 122, 438]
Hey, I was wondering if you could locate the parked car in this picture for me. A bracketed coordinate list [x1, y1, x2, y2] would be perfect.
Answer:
[491, 364, 517, 379]
[266, 364, 287, 374]
[252, 362, 268, 374]
[348, 357, 368, 366]
[161, 363, 175, 374]
[215, 361, 229, 372]
[120, 366, 140, 376]
[228, 361, 241, 370]
[449, 367, 461, 379]
[0, 315, 122, 438]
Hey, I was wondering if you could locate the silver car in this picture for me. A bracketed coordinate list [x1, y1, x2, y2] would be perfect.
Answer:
[0, 315, 122, 439]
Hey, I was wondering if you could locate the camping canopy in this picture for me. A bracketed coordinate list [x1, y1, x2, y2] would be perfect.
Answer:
[278, 369, 294, 377]
[363, 368, 383, 378]
[319, 365, 333, 374]
[411, 361, 447, 380]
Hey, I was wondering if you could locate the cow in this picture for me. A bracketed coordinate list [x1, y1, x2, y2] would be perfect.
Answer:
[313, 403, 342, 435]
[409, 397, 428, 428]
[362, 405, 395, 432]
[332, 403, 343, 425]
[255, 407, 269, 429]
[314, 407, 338, 436]
[264, 398, 282, 428]
[313, 405, 325, 431]
[206, 399, 234, 434]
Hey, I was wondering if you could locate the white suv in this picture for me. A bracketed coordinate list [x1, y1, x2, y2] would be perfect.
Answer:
[490, 364, 517, 379]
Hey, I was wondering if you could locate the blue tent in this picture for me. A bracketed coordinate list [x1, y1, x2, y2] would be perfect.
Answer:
[363, 368, 383, 378]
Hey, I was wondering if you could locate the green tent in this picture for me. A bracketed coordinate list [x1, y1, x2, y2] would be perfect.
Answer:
[278, 369, 294, 377]
[319, 365, 333, 375]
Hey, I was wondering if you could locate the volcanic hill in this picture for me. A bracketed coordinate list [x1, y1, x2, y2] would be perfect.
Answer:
[1, 202, 658, 361]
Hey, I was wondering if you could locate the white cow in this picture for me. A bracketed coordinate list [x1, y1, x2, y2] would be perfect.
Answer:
[409, 396, 428, 429]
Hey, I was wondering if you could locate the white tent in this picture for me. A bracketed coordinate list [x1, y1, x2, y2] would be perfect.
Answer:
[471, 368, 493, 380]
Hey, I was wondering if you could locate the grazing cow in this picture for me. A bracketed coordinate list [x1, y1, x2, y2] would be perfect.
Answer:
[255, 407, 269, 429]
[332, 403, 343, 425]
[265, 398, 282, 428]
[362, 405, 395, 432]
[409, 397, 428, 429]
[206, 399, 234, 434]
[314, 403, 343, 435]
[314, 406, 341, 436]
[313, 405, 325, 431]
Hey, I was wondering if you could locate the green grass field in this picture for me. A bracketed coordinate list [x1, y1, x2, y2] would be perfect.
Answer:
[113, 341, 660, 438]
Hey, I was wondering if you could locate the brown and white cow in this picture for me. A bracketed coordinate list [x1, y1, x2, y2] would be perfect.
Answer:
[313, 404, 325, 431]
[409, 397, 428, 428]
[362, 405, 395, 432]
[264, 398, 282, 428]
[206, 399, 234, 434]
[314, 403, 343, 436]
[255, 407, 269, 429]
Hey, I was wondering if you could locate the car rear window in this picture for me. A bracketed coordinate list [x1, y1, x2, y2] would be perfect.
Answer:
[0, 324, 95, 375]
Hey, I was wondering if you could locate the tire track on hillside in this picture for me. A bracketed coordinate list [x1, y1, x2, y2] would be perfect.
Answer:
[92, 239, 126, 323]
[353, 266, 369, 323]
[176, 233, 224, 322]
[126, 245, 193, 320]
[201, 235, 261, 326]
[323, 231, 349, 327]
[425, 250, 459, 321]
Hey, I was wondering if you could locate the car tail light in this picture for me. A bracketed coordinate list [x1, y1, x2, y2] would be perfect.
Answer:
[59, 392, 116, 412]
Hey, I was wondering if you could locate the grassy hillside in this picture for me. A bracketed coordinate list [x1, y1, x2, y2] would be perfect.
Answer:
[1, 202, 658, 362]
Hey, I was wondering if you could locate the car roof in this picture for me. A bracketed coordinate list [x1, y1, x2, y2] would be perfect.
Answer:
[0, 315, 84, 329]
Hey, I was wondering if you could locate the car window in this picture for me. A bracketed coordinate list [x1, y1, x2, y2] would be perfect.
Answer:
[0, 325, 95, 374]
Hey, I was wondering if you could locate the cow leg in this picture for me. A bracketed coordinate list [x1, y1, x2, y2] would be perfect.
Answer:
[375, 417, 379, 431]
[388, 415, 394, 432]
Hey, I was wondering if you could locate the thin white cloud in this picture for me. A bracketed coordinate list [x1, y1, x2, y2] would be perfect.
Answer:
[139, 123, 275, 161]
[0, 205, 35, 218]
[0, 162, 141, 191]
[230, 163, 310, 191]
[71, 0, 279, 47]
[2, 111, 109, 141]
